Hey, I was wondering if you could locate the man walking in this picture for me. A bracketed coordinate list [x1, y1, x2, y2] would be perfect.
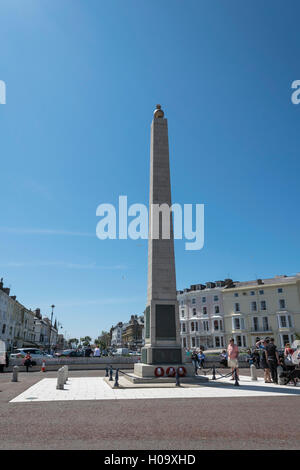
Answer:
[227, 338, 239, 380]
[265, 338, 280, 384]
[191, 350, 199, 375]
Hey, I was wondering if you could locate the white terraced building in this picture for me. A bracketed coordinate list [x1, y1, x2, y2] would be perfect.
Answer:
[177, 281, 227, 350]
[178, 274, 300, 351]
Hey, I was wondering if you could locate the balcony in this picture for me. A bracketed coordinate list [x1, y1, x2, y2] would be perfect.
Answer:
[250, 328, 272, 333]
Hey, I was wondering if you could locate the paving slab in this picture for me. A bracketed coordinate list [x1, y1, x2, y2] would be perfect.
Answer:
[9, 375, 300, 403]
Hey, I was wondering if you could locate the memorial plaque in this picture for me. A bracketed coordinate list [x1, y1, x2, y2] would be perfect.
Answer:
[145, 306, 150, 339]
[152, 348, 182, 364]
[155, 304, 176, 340]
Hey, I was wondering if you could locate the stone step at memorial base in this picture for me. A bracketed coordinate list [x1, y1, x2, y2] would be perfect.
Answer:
[104, 374, 209, 389]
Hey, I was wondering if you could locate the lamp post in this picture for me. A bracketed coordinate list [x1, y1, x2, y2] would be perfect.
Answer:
[48, 304, 55, 353]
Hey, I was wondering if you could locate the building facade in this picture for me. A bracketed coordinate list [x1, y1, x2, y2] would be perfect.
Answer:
[0, 278, 62, 352]
[121, 315, 144, 350]
[178, 274, 300, 350]
[222, 274, 300, 348]
[177, 281, 226, 350]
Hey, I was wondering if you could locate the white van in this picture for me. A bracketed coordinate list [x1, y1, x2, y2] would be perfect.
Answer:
[115, 348, 129, 355]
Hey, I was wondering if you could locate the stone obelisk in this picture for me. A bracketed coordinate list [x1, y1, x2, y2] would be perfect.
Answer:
[134, 105, 183, 377]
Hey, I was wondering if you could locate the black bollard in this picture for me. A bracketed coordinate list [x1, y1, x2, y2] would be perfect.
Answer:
[234, 368, 239, 387]
[114, 368, 119, 388]
[105, 367, 109, 377]
[212, 365, 216, 380]
[175, 369, 180, 387]
[109, 365, 113, 381]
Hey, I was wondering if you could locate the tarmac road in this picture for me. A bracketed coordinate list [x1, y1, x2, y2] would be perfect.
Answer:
[0, 369, 299, 450]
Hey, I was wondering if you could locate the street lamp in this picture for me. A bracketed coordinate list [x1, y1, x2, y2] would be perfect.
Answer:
[48, 304, 55, 352]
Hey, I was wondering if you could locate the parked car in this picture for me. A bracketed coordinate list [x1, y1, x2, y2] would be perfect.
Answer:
[55, 349, 84, 357]
[10, 348, 53, 360]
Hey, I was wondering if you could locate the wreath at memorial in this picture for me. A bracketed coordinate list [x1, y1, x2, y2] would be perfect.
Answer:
[154, 367, 165, 377]
[166, 366, 176, 377]
[177, 366, 187, 377]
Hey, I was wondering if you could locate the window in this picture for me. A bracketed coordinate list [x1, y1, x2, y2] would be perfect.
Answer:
[215, 305, 220, 314]
[192, 308, 196, 316]
[215, 336, 220, 347]
[203, 320, 209, 331]
[192, 298, 196, 304]
[279, 316, 287, 328]
[2, 324, 6, 334]
[214, 320, 219, 331]
[233, 317, 244, 330]
[278, 288, 283, 293]
[279, 299, 286, 309]
[251, 301, 257, 312]
[192, 337, 195, 347]
[191, 322, 195, 332]
[263, 317, 269, 331]
[182, 323, 186, 333]
[183, 338, 186, 348]
[282, 334, 289, 346]
[181, 310, 184, 318]
[214, 295, 219, 302]
[234, 293, 239, 297]
[259, 290, 264, 295]
[288, 315, 293, 328]
[236, 335, 247, 347]
[253, 317, 259, 331]
[250, 291, 255, 296]
[203, 307, 207, 315]
[220, 320, 223, 331]
[260, 300, 267, 311]
[235, 303, 240, 312]
[202, 297, 206, 303]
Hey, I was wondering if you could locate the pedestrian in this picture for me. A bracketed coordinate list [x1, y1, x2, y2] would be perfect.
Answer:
[198, 350, 205, 369]
[227, 338, 239, 380]
[252, 349, 260, 369]
[191, 350, 199, 375]
[23, 352, 32, 373]
[246, 349, 254, 366]
[283, 343, 295, 370]
[0, 352, 5, 373]
[219, 350, 228, 368]
[265, 338, 280, 384]
[93, 346, 101, 357]
[256, 339, 271, 383]
[5, 351, 9, 369]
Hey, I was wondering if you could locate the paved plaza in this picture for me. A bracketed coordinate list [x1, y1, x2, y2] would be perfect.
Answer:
[1, 369, 300, 450]
[10, 374, 300, 403]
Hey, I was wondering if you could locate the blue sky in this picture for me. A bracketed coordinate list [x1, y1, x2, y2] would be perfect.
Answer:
[1, 0, 300, 340]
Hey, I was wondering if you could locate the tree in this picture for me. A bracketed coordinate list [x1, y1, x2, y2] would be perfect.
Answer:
[80, 336, 92, 347]
[95, 330, 111, 350]
[68, 338, 79, 348]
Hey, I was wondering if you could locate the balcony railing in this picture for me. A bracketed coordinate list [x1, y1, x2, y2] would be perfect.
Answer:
[250, 327, 272, 333]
